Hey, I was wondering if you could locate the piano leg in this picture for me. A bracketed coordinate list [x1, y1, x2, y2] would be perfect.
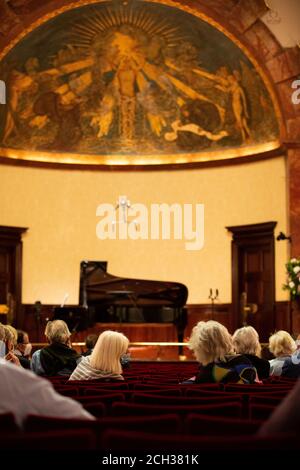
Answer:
[175, 307, 188, 356]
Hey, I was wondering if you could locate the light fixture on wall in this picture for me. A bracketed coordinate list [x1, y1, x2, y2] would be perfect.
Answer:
[276, 231, 292, 242]
[112, 195, 137, 231]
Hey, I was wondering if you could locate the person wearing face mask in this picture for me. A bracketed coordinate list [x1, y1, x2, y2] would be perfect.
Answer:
[15, 330, 32, 369]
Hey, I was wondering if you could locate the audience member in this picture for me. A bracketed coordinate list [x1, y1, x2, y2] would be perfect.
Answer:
[0, 322, 5, 357]
[258, 379, 300, 436]
[280, 347, 300, 378]
[296, 334, 300, 349]
[31, 320, 81, 376]
[82, 333, 99, 356]
[3, 325, 21, 366]
[14, 329, 32, 369]
[5, 324, 18, 348]
[69, 330, 129, 381]
[0, 358, 94, 427]
[232, 326, 270, 379]
[185, 320, 257, 384]
[268, 330, 296, 376]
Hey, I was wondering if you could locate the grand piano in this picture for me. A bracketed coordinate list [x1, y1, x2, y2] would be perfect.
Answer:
[54, 261, 188, 353]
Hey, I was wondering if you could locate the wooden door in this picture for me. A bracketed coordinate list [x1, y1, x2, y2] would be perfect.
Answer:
[0, 247, 15, 304]
[227, 222, 276, 342]
[0, 226, 27, 325]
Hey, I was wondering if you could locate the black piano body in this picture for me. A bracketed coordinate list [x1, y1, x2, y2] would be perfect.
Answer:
[54, 261, 188, 354]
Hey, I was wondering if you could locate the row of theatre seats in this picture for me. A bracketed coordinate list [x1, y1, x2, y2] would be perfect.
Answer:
[0, 362, 298, 459]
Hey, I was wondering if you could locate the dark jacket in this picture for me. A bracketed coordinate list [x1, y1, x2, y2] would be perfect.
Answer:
[243, 354, 270, 380]
[195, 354, 257, 384]
[40, 342, 80, 376]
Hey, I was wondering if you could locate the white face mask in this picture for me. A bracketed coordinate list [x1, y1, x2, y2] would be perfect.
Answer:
[24, 343, 32, 357]
[0, 340, 6, 358]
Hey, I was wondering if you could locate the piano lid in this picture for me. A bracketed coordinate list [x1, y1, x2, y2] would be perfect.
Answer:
[79, 261, 188, 309]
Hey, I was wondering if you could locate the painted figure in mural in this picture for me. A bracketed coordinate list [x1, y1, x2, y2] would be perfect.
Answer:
[2, 58, 40, 143]
[94, 31, 145, 142]
[0, 1, 278, 161]
[192, 65, 251, 143]
[226, 70, 251, 143]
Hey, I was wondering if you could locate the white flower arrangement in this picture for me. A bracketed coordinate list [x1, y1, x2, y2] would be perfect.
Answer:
[283, 257, 300, 300]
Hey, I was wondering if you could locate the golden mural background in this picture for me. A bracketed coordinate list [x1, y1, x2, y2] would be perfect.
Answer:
[0, 0, 280, 166]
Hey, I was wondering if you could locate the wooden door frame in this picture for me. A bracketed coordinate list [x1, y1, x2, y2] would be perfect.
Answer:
[0, 225, 28, 325]
[226, 221, 277, 333]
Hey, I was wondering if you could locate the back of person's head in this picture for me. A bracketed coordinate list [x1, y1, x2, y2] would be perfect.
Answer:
[233, 326, 261, 356]
[4, 325, 17, 350]
[90, 330, 129, 375]
[17, 330, 28, 345]
[85, 333, 98, 351]
[45, 320, 71, 345]
[0, 323, 5, 357]
[17, 329, 31, 356]
[269, 330, 296, 357]
[5, 325, 18, 346]
[189, 320, 234, 365]
[0, 323, 5, 341]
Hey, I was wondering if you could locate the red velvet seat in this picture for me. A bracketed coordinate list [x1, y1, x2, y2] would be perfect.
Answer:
[0, 413, 18, 432]
[184, 388, 237, 397]
[82, 402, 107, 418]
[0, 429, 96, 450]
[248, 394, 284, 406]
[249, 403, 276, 420]
[224, 384, 293, 393]
[55, 386, 79, 397]
[68, 380, 129, 389]
[24, 413, 181, 449]
[131, 393, 242, 406]
[132, 383, 182, 393]
[111, 401, 242, 418]
[102, 429, 298, 453]
[185, 413, 262, 435]
[81, 388, 132, 400]
[76, 392, 125, 403]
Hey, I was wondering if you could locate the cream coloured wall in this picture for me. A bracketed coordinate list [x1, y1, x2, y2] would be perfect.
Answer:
[0, 156, 288, 304]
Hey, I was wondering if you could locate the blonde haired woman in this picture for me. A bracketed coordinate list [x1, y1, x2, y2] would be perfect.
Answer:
[268, 330, 297, 376]
[31, 320, 81, 376]
[69, 330, 129, 381]
[185, 320, 257, 384]
[233, 326, 270, 379]
[2, 325, 21, 367]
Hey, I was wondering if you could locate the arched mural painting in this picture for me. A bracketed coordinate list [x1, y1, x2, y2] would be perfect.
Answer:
[0, 0, 280, 166]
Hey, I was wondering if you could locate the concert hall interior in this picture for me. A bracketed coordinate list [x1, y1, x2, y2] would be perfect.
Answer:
[0, 0, 300, 458]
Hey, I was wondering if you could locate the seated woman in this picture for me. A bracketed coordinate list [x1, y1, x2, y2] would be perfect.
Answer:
[14, 329, 32, 369]
[31, 320, 81, 376]
[184, 320, 257, 384]
[232, 326, 270, 379]
[2, 325, 22, 367]
[268, 330, 297, 376]
[69, 330, 129, 381]
[0, 322, 5, 357]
